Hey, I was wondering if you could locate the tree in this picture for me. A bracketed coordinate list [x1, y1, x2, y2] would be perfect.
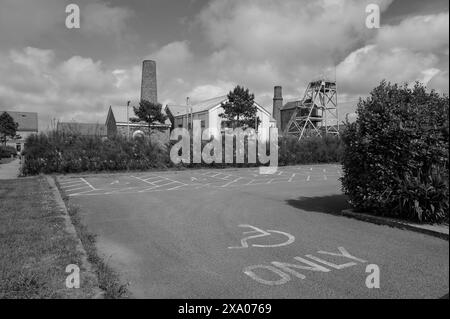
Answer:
[133, 100, 167, 128]
[0, 112, 18, 146]
[219, 85, 260, 129]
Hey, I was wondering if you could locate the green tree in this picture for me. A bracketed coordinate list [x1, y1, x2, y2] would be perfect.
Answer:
[133, 100, 167, 128]
[219, 85, 260, 129]
[0, 112, 18, 146]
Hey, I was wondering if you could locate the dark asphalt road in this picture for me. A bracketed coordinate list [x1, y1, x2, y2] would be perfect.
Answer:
[62, 165, 449, 298]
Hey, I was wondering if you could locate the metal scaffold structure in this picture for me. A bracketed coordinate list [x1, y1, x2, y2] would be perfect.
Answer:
[284, 79, 339, 140]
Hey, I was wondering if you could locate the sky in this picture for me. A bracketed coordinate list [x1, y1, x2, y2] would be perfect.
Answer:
[0, 0, 448, 130]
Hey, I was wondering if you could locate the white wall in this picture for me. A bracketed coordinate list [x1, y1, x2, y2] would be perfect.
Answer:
[208, 103, 273, 141]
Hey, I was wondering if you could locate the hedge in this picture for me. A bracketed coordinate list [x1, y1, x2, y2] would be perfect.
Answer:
[0, 145, 17, 158]
[22, 130, 343, 175]
[341, 81, 449, 223]
[22, 132, 170, 175]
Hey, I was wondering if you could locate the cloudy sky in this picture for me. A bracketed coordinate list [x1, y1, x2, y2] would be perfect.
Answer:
[0, 0, 448, 130]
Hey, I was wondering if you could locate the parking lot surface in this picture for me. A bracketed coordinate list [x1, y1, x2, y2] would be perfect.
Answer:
[59, 164, 449, 298]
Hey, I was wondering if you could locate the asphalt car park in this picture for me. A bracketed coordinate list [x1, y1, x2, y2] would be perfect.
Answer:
[58, 164, 449, 298]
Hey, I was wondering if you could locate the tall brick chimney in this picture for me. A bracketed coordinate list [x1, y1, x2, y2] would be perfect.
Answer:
[141, 60, 157, 103]
[273, 86, 283, 130]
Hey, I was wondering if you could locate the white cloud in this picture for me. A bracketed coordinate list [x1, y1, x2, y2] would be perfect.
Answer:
[0, 0, 448, 130]
[337, 12, 449, 95]
[82, 2, 133, 37]
[187, 82, 234, 102]
[0, 47, 140, 129]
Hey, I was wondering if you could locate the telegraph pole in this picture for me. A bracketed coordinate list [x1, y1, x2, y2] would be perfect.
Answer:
[127, 101, 131, 139]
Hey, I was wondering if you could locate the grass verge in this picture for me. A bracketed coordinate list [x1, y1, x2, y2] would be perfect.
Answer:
[59, 192, 130, 298]
[0, 176, 98, 298]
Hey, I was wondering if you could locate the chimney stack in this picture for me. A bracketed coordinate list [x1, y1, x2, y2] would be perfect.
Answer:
[141, 60, 157, 104]
[273, 86, 283, 130]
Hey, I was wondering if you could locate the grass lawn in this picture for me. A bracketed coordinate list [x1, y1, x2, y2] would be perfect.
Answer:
[0, 177, 99, 298]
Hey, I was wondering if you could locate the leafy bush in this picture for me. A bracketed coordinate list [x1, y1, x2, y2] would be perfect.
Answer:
[0, 145, 17, 158]
[168, 132, 342, 169]
[341, 81, 449, 223]
[278, 135, 343, 165]
[22, 131, 170, 175]
[22, 129, 343, 175]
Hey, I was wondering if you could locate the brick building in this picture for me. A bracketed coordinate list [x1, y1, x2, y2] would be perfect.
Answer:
[105, 105, 170, 139]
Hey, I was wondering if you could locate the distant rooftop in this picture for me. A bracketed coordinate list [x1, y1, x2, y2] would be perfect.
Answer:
[108, 105, 171, 126]
[57, 122, 107, 136]
[0, 111, 38, 132]
[166, 95, 272, 118]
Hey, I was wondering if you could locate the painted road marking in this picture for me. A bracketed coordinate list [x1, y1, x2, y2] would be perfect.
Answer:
[63, 164, 342, 196]
[59, 179, 84, 186]
[61, 177, 97, 196]
[80, 178, 96, 190]
[61, 182, 85, 189]
[63, 186, 91, 192]
[228, 225, 295, 249]
[221, 177, 243, 187]
[242, 247, 368, 286]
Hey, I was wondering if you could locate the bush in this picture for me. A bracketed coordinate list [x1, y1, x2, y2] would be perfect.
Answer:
[168, 131, 343, 169]
[0, 145, 17, 158]
[278, 135, 343, 165]
[22, 129, 343, 175]
[22, 131, 170, 175]
[341, 81, 449, 223]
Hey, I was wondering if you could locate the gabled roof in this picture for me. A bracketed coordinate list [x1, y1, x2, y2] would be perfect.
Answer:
[108, 105, 171, 126]
[166, 96, 273, 118]
[0, 111, 38, 132]
[57, 122, 107, 136]
[166, 96, 227, 117]
[165, 104, 189, 117]
[108, 105, 137, 124]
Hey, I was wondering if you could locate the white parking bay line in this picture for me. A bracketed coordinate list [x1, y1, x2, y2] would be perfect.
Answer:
[59, 179, 84, 186]
[132, 175, 157, 185]
[61, 182, 85, 189]
[221, 177, 243, 187]
[64, 186, 91, 192]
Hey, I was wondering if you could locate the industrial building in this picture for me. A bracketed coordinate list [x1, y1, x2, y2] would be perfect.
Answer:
[165, 96, 276, 139]
[105, 105, 170, 139]
[272, 80, 340, 140]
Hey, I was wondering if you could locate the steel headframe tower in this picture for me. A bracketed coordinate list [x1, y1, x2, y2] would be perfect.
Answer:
[284, 79, 339, 140]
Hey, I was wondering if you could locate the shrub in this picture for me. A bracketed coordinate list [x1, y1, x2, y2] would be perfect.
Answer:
[0, 145, 17, 158]
[341, 81, 449, 223]
[22, 129, 343, 175]
[278, 135, 343, 165]
[22, 131, 170, 175]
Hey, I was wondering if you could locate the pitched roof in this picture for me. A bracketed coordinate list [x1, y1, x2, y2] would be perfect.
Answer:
[109, 105, 136, 124]
[165, 104, 188, 117]
[57, 122, 107, 136]
[167, 96, 273, 118]
[0, 111, 38, 132]
[108, 105, 171, 126]
[166, 96, 228, 117]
